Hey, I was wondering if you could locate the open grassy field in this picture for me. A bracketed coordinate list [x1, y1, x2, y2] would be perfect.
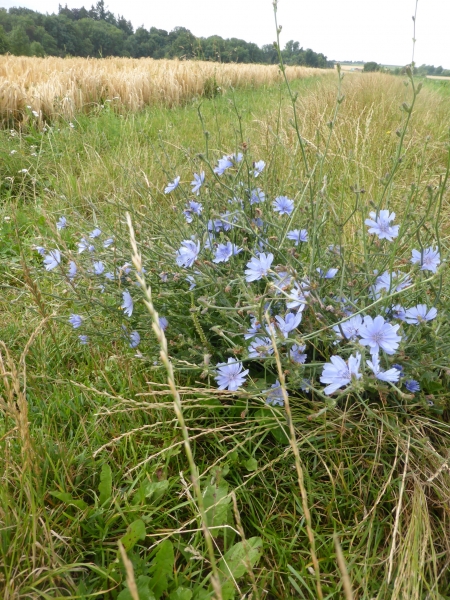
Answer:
[1, 66, 450, 600]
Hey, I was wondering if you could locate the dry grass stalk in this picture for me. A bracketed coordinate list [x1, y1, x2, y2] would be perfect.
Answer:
[0, 319, 48, 474]
[126, 212, 223, 599]
[118, 541, 140, 600]
[266, 313, 323, 600]
[0, 55, 330, 122]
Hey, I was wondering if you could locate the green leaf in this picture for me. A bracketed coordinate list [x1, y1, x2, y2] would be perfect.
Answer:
[149, 540, 174, 599]
[98, 463, 112, 506]
[117, 575, 156, 600]
[50, 491, 88, 510]
[220, 581, 236, 600]
[244, 458, 258, 472]
[169, 587, 193, 600]
[271, 425, 289, 444]
[192, 588, 212, 600]
[133, 480, 169, 505]
[218, 537, 263, 583]
[120, 519, 146, 552]
[203, 482, 230, 527]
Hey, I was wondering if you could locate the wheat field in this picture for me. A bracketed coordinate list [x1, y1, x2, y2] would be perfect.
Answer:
[0, 55, 331, 122]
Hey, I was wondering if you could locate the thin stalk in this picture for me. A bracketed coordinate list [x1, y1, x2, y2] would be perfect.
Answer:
[266, 313, 324, 600]
[126, 213, 222, 599]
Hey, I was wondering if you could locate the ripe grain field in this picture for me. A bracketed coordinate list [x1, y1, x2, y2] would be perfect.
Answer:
[0, 61, 450, 600]
[0, 55, 330, 123]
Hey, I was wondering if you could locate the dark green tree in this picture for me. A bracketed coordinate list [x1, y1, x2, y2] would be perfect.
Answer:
[0, 24, 9, 53]
[8, 25, 31, 55]
[363, 61, 380, 72]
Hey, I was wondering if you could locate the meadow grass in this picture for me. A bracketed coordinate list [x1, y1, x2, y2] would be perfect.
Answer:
[0, 70, 450, 600]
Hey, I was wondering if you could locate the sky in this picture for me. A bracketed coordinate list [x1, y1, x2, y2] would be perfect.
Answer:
[2, 0, 450, 67]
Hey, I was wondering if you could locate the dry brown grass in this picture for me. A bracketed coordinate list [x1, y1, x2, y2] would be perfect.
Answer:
[257, 72, 449, 194]
[0, 55, 330, 122]
[426, 75, 450, 81]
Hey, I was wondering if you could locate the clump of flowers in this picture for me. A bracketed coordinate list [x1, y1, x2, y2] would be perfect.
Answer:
[37, 143, 445, 412]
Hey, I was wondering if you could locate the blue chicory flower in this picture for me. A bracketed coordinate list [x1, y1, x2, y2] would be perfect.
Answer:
[286, 283, 309, 311]
[271, 271, 294, 291]
[287, 229, 308, 244]
[275, 312, 302, 338]
[207, 219, 223, 233]
[215, 358, 249, 391]
[78, 335, 88, 345]
[214, 156, 233, 175]
[366, 353, 401, 383]
[176, 240, 200, 268]
[158, 317, 168, 331]
[77, 238, 90, 253]
[264, 380, 284, 406]
[103, 238, 114, 248]
[252, 217, 264, 229]
[405, 379, 420, 393]
[89, 228, 102, 238]
[389, 305, 406, 321]
[404, 304, 437, 324]
[212, 242, 242, 264]
[253, 160, 266, 177]
[56, 216, 67, 230]
[129, 331, 140, 348]
[320, 352, 362, 395]
[358, 315, 401, 355]
[244, 318, 261, 340]
[300, 379, 312, 393]
[273, 196, 294, 216]
[365, 210, 399, 241]
[121, 290, 133, 317]
[191, 172, 205, 195]
[93, 261, 105, 275]
[184, 200, 203, 223]
[248, 336, 273, 358]
[333, 314, 363, 340]
[186, 275, 196, 290]
[218, 211, 235, 232]
[207, 212, 235, 232]
[244, 253, 274, 282]
[290, 344, 307, 364]
[43, 249, 61, 271]
[392, 364, 404, 376]
[67, 260, 77, 280]
[69, 314, 83, 329]
[411, 247, 440, 273]
[317, 267, 338, 279]
[165, 176, 180, 193]
[250, 188, 266, 204]
[372, 271, 412, 299]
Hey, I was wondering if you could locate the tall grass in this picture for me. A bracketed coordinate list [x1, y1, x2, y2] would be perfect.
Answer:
[0, 64, 450, 599]
[0, 55, 330, 124]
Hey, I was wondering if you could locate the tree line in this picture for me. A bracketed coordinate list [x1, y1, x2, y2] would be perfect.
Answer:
[0, 1, 332, 67]
[364, 61, 450, 77]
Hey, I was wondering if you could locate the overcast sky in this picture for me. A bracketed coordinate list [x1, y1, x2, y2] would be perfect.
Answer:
[2, 0, 449, 67]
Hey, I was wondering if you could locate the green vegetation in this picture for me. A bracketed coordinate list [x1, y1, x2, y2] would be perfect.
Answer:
[363, 61, 380, 72]
[0, 1, 331, 67]
[1, 66, 450, 600]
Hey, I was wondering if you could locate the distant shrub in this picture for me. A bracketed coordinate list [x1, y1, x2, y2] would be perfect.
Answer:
[363, 61, 380, 72]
